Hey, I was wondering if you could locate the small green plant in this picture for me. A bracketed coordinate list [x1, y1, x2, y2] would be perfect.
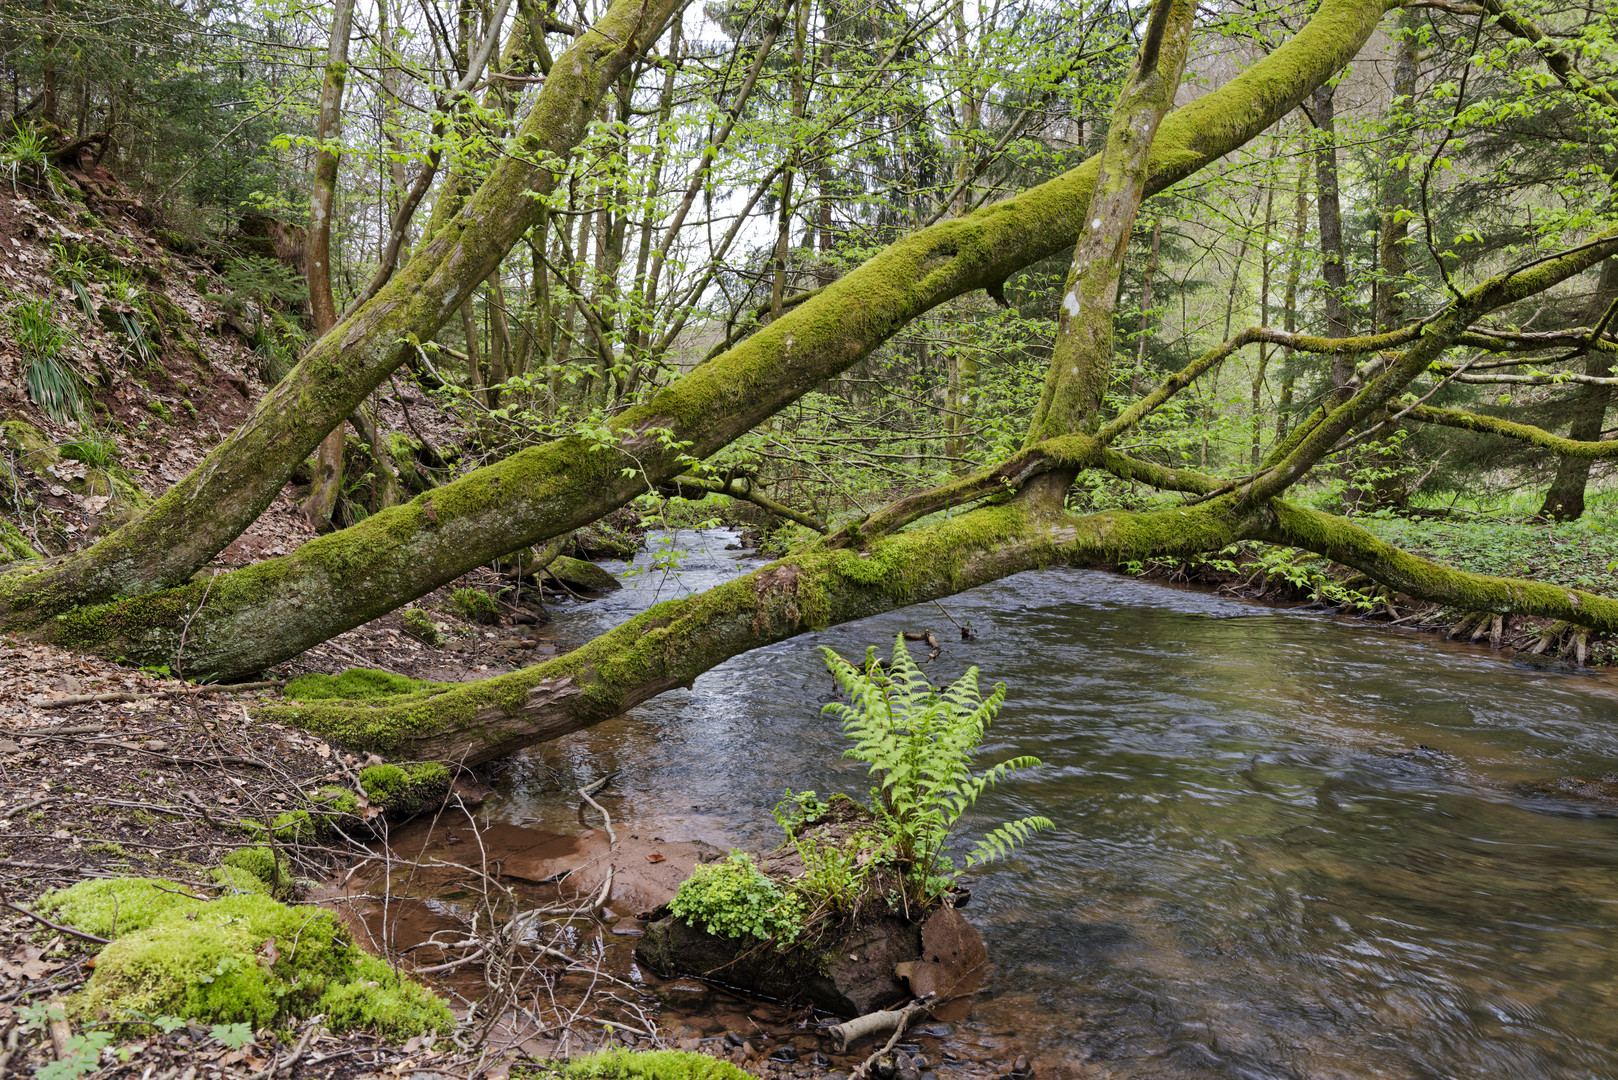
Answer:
[60, 433, 119, 468]
[668, 852, 806, 943]
[1, 127, 63, 199]
[19, 1003, 113, 1080]
[450, 587, 500, 624]
[209, 1022, 255, 1049]
[10, 298, 86, 423]
[821, 636, 1053, 906]
[401, 607, 442, 644]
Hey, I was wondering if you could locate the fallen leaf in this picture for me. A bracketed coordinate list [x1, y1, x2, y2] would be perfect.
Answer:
[646, 853, 666, 864]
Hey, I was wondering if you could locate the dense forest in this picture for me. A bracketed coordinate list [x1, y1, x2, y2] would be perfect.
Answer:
[2, 0, 1617, 1072]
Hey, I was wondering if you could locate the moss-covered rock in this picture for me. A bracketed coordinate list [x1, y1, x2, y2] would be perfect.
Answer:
[574, 525, 639, 561]
[283, 668, 449, 701]
[42, 879, 453, 1038]
[358, 761, 450, 816]
[545, 556, 622, 593]
[450, 587, 501, 624]
[401, 607, 442, 645]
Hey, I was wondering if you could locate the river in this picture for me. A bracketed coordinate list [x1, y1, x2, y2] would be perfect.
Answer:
[439, 528, 1618, 1078]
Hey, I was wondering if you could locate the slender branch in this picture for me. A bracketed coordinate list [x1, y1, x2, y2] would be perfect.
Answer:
[1402, 404, 1618, 457]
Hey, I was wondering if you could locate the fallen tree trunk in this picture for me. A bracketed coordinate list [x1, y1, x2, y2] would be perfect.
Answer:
[8, 0, 1404, 675]
[257, 484, 1618, 767]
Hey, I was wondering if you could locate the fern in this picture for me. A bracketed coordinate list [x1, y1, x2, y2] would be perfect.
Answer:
[820, 636, 1052, 906]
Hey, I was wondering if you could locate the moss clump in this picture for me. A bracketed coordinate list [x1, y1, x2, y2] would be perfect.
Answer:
[401, 607, 441, 645]
[541, 1049, 751, 1080]
[221, 845, 292, 896]
[358, 762, 451, 816]
[0, 520, 39, 562]
[47, 880, 452, 1038]
[316, 953, 455, 1040]
[37, 878, 201, 939]
[450, 587, 501, 624]
[1, 418, 58, 474]
[284, 668, 449, 701]
[208, 864, 271, 895]
[313, 784, 360, 815]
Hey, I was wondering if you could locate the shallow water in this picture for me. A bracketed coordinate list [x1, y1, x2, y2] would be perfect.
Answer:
[475, 529, 1618, 1078]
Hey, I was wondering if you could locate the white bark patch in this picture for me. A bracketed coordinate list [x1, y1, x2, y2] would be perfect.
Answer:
[1063, 290, 1082, 317]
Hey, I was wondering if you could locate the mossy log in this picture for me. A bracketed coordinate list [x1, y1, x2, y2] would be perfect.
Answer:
[0, 0, 1399, 647]
[261, 486, 1618, 765]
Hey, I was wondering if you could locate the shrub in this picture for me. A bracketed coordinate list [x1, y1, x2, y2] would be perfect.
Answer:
[668, 852, 805, 943]
[401, 607, 441, 644]
[820, 636, 1053, 906]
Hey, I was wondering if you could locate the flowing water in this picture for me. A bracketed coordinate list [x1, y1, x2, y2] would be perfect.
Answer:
[448, 530, 1618, 1078]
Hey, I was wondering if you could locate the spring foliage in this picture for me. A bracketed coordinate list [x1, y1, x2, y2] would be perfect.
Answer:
[821, 637, 1053, 902]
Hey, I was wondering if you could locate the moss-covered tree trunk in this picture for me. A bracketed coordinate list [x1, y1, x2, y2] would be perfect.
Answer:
[1538, 257, 1618, 520]
[5, 0, 1404, 677]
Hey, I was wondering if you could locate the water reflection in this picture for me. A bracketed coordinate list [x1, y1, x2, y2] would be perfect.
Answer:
[492, 530, 1618, 1078]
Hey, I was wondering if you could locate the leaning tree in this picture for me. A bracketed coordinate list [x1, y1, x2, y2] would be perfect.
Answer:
[2, 0, 1616, 765]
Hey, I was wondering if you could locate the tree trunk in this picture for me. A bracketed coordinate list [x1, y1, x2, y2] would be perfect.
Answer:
[299, 0, 358, 530]
[1311, 82, 1353, 390]
[1539, 257, 1618, 520]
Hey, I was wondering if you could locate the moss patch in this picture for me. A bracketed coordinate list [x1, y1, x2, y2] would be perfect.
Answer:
[221, 845, 292, 897]
[0, 519, 39, 562]
[284, 668, 450, 701]
[358, 761, 451, 816]
[43, 879, 452, 1039]
[537, 1049, 752, 1080]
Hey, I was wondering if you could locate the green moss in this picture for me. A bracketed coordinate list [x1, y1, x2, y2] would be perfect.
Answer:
[401, 607, 441, 645]
[284, 668, 450, 701]
[0, 520, 39, 562]
[208, 864, 272, 895]
[544, 1048, 752, 1080]
[222, 845, 291, 894]
[313, 784, 360, 815]
[37, 878, 200, 939]
[450, 587, 501, 624]
[358, 762, 450, 815]
[316, 953, 455, 1040]
[1, 419, 59, 474]
[145, 399, 175, 424]
[51, 879, 450, 1039]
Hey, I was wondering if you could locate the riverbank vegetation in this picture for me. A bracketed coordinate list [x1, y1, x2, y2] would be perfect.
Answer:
[2, 0, 1617, 1069]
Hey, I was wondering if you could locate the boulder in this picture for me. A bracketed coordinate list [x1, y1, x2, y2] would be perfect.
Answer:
[574, 524, 639, 561]
[545, 555, 621, 593]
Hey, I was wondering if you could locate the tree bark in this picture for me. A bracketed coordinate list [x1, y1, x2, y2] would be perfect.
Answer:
[1538, 257, 1618, 520]
[1311, 82, 1353, 392]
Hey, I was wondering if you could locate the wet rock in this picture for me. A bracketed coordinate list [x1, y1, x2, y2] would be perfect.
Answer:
[896, 1053, 922, 1080]
[769, 1045, 799, 1062]
[807, 1052, 831, 1067]
[911, 1056, 931, 1070]
[1012, 1056, 1032, 1078]
[638, 910, 922, 1016]
[574, 524, 639, 561]
[725, 1032, 746, 1048]
[912, 1024, 954, 1039]
[1515, 773, 1618, 815]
